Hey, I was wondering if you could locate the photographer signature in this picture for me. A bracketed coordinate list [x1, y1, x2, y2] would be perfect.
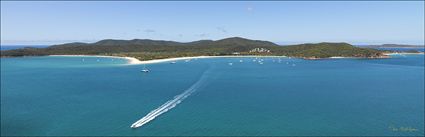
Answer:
[389, 125, 418, 132]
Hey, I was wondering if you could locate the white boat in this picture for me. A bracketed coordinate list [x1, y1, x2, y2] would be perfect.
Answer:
[239, 60, 243, 62]
[228, 63, 233, 65]
[170, 61, 176, 64]
[141, 65, 149, 73]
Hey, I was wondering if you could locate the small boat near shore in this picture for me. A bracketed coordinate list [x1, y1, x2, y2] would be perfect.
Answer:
[141, 65, 150, 73]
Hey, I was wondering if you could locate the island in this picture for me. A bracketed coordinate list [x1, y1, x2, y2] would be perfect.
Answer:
[359, 44, 425, 48]
[1, 37, 389, 60]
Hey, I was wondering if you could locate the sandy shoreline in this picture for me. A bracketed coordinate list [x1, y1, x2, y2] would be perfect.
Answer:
[49, 55, 143, 64]
[49, 53, 424, 65]
[383, 52, 425, 55]
[329, 56, 349, 59]
[49, 55, 287, 65]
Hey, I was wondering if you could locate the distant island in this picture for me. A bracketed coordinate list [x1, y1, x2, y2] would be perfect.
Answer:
[359, 44, 425, 48]
[0, 37, 393, 60]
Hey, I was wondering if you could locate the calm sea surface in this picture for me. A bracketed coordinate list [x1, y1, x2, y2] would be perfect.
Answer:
[0, 45, 49, 51]
[1, 55, 424, 136]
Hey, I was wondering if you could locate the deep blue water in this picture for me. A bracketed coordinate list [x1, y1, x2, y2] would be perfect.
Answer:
[0, 45, 49, 51]
[1, 55, 424, 136]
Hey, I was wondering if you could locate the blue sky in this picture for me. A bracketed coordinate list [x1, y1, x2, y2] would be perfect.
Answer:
[1, 1, 424, 45]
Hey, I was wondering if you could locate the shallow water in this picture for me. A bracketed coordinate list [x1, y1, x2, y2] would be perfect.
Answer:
[1, 55, 424, 136]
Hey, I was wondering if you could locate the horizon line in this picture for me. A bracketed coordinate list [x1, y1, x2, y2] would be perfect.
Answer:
[1, 37, 424, 46]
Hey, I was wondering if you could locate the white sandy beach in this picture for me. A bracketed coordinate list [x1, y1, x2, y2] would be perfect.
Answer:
[329, 56, 349, 59]
[383, 52, 425, 55]
[51, 53, 423, 65]
[49, 55, 288, 65]
[50, 55, 143, 64]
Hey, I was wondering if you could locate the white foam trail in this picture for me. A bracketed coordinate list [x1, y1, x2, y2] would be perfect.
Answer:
[131, 69, 210, 128]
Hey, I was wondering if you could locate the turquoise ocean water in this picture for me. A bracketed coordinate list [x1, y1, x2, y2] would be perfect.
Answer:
[1, 55, 424, 136]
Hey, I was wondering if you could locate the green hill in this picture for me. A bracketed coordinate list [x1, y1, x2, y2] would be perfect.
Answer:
[277, 42, 385, 58]
[1, 37, 387, 60]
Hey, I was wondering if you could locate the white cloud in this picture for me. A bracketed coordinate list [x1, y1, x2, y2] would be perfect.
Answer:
[247, 7, 253, 11]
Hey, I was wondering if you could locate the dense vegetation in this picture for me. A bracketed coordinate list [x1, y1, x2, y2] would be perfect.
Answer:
[1, 37, 387, 60]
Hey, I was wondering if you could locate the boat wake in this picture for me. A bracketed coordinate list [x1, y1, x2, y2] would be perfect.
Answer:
[131, 68, 211, 128]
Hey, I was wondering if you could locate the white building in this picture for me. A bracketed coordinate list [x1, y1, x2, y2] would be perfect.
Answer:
[249, 48, 270, 53]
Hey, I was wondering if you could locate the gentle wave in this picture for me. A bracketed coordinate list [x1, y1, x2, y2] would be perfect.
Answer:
[131, 68, 211, 128]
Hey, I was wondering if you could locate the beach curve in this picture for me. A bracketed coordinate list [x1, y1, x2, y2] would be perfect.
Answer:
[49, 55, 288, 65]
